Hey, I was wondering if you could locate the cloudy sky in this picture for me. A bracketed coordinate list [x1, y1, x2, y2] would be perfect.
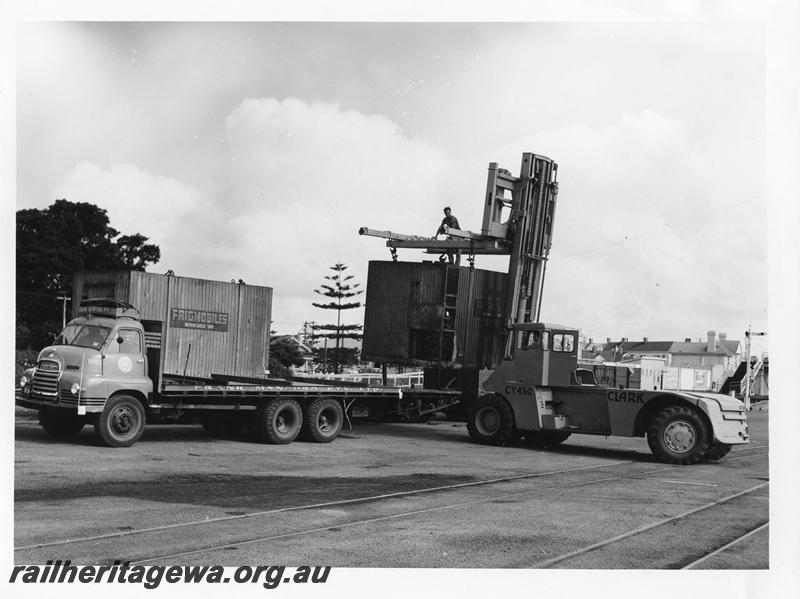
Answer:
[13, 15, 771, 353]
[4, 2, 800, 592]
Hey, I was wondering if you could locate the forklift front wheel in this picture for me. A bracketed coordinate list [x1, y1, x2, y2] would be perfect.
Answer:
[646, 405, 709, 465]
[467, 394, 515, 446]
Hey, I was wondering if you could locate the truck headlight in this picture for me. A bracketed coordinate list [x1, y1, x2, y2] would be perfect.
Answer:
[19, 375, 28, 388]
[70, 383, 81, 395]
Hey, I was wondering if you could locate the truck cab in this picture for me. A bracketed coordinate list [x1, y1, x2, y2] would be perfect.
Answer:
[493, 322, 581, 387]
[18, 299, 152, 446]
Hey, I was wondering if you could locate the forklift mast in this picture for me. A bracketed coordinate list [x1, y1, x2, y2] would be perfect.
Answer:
[491, 154, 558, 351]
[360, 152, 559, 354]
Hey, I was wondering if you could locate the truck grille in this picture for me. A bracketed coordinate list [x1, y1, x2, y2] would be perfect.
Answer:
[58, 391, 105, 408]
[32, 361, 60, 396]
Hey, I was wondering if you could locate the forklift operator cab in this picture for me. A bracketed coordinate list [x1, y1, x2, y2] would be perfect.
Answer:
[503, 323, 581, 388]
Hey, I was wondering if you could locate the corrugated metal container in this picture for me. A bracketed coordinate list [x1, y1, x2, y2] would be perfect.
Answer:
[71, 271, 272, 381]
[362, 261, 507, 368]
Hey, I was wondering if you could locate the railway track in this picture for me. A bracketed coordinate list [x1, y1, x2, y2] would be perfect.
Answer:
[15, 446, 769, 567]
[681, 522, 769, 569]
[528, 481, 769, 569]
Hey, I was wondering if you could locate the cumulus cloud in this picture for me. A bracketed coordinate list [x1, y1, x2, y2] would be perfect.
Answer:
[52, 162, 225, 277]
[210, 97, 454, 330]
[49, 104, 765, 342]
[54, 99, 455, 333]
[491, 110, 766, 342]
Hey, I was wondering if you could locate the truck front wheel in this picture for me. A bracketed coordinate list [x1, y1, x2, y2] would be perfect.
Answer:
[467, 394, 515, 446]
[39, 408, 86, 441]
[258, 398, 303, 444]
[302, 398, 343, 443]
[646, 405, 709, 465]
[95, 395, 146, 447]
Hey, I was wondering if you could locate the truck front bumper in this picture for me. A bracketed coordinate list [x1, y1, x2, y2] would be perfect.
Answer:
[16, 391, 106, 415]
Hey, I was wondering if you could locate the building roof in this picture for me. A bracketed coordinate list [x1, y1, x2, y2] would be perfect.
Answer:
[584, 337, 741, 360]
[620, 341, 674, 352]
[669, 340, 739, 357]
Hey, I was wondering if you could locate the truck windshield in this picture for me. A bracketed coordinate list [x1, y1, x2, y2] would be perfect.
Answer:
[54, 324, 112, 349]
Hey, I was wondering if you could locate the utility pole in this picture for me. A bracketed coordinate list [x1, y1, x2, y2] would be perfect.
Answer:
[56, 293, 70, 329]
[744, 325, 767, 411]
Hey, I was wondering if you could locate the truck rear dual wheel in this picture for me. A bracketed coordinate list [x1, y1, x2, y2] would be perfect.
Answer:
[646, 405, 709, 465]
[302, 398, 344, 443]
[94, 394, 146, 448]
[467, 394, 516, 446]
[258, 398, 303, 444]
[39, 408, 87, 441]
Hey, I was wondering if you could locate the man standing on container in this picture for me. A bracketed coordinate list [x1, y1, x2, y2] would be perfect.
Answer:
[434, 206, 461, 266]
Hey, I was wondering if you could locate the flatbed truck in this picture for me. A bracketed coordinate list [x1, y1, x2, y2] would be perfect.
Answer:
[16, 293, 458, 448]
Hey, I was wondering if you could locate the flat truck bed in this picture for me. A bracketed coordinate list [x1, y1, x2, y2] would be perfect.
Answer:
[150, 382, 461, 426]
[16, 377, 461, 447]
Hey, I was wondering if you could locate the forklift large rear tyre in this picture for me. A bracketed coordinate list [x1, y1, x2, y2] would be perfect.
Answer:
[258, 398, 303, 444]
[646, 405, 709, 465]
[703, 443, 733, 461]
[94, 394, 146, 448]
[302, 398, 344, 443]
[467, 394, 515, 446]
[39, 408, 87, 441]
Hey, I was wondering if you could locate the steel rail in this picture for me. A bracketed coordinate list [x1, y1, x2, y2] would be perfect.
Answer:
[16, 448, 769, 555]
[129, 463, 701, 564]
[725, 451, 769, 461]
[529, 481, 769, 569]
[15, 448, 768, 566]
[15, 459, 634, 552]
[681, 521, 769, 569]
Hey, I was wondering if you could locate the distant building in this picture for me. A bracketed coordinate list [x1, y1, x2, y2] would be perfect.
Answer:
[581, 331, 743, 392]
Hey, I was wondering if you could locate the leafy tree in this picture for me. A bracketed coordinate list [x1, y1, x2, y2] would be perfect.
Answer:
[311, 262, 363, 374]
[268, 336, 309, 379]
[116, 233, 162, 270]
[16, 199, 161, 349]
[268, 356, 292, 380]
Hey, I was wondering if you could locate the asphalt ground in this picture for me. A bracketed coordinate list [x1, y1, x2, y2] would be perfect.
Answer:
[14, 404, 769, 570]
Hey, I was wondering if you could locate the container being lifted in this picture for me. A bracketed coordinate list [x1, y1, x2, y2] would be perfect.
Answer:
[16, 271, 458, 447]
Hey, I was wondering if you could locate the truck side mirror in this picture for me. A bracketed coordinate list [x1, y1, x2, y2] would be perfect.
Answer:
[117, 336, 124, 345]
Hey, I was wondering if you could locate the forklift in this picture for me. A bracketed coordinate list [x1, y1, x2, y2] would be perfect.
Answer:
[360, 153, 748, 464]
